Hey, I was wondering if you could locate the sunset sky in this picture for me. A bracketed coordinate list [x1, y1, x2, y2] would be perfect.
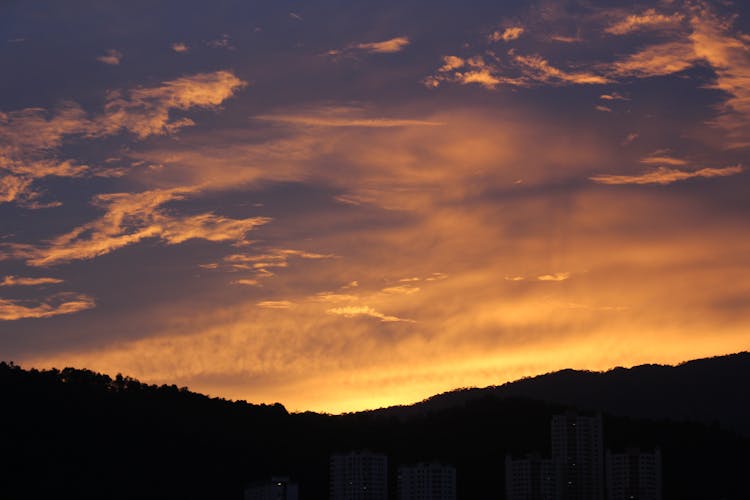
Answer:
[1, 0, 749, 412]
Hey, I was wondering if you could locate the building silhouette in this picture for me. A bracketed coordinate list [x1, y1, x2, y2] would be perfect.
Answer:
[505, 452, 560, 500]
[551, 412, 604, 500]
[605, 448, 662, 500]
[244, 476, 299, 500]
[330, 451, 388, 500]
[397, 462, 456, 500]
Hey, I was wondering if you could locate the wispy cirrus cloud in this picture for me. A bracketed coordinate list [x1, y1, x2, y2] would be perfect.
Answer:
[254, 106, 443, 128]
[4, 188, 270, 267]
[537, 272, 571, 282]
[353, 36, 410, 54]
[327, 305, 414, 323]
[605, 9, 685, 35]
[512, 53, 610, 85]
[549, 35, 583, 44]
[600, 92, 628, 101]
[328, 36, 410, 57]
[640, 153, 688, 166]
[207, 248, 335, 284]
[609, 41, 697, 78]
[0, 275, 63, 287]
[0, 71, 246, 205]
[0, 293, 95, 320]
[590, 165, 743, 185]
[689, 6, 750, 148]
[257, 300, 293, 309]
[426, 51, 609, 89]
[381, 285, 420, 295]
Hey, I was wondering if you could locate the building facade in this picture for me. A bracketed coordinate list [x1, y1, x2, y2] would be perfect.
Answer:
[505, 453, 560, 500]
[551, 413, 604, 500]
[244, 476, 299, 500]
[397, 462, 456, 500]
[605, 448, 662, 500]
[330, 451, 388, 500]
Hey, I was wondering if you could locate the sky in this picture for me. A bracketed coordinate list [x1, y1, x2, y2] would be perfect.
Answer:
[1, 0, 749, 412]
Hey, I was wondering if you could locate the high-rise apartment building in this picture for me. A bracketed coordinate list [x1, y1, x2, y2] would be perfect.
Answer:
[330, 450, 388, 500]
[605, 448, 662, 500]
[551, 412, 604, 500]
[244, 476, 299, 500]
[397, 462, 456, 500]
[505, 453, 560, 500]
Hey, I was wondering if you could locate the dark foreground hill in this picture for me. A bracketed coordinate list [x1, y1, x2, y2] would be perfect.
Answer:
[376, 351, 750, 436]
[1, 353, 749, 500]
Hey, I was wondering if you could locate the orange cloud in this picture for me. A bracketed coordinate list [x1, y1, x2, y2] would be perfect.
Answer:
[590, 165, 743, 185]
[426, 56, 525, 89]
[512, 54, 610, 85]
[428, 51, 609, 89]
[600, 92, 628, 101]
[605, 9, 684, 35]
[537, 272, 571, 282]
[257, 300, 293, 309]
[549, 35, 583, 43]
[254, 107, 443, 128]
[206, 249, 335, 284]
[171, 42, 189, 53]
[688, 7, 750, 147]
[0, 175, 33, 204]
[5, 188, 270, 267]
[354, 36, 410, 53]
[381, 285, 420, 295]
[0, 293, 94, 320]
[489, 27, 524, 42]
[640, 154, 688, 166]
[96, 70, 246, 139]
[97, 49, 123, 65]
[0, 275, 63, 287]
[327, 305, 414, 323]
[20, 179, 750, 412]
[0, 71, 246, 205]
[609, 41, 696, 77]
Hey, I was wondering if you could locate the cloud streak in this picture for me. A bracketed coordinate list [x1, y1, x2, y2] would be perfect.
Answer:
[605, 9, 684, 35]
[327, 305, 414, 323]
[4, 188, 270, 267]
[0, 293, 95, 320]
[254, 107, 443, 128]
[329, 36, 410, 57]
[590, 165, 743, 185]
[0, 71, 246, 205]
[0, 276, 63, 287]
[353, 36, 410, 54]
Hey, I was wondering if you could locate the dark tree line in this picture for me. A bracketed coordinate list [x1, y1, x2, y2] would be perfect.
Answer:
[1, 358, 748, 499]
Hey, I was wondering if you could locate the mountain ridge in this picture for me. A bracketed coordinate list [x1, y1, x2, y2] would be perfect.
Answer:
[2, 351, 749, 499]
[366, 351, 750, 436]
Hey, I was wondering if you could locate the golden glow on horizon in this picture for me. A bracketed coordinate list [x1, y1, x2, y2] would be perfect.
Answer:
[2, 0, 750, 413]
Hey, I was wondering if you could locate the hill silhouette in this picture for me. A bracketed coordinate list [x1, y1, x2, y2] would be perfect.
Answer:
[373, 351, 750, 436]
[1, 353, 748, 499]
